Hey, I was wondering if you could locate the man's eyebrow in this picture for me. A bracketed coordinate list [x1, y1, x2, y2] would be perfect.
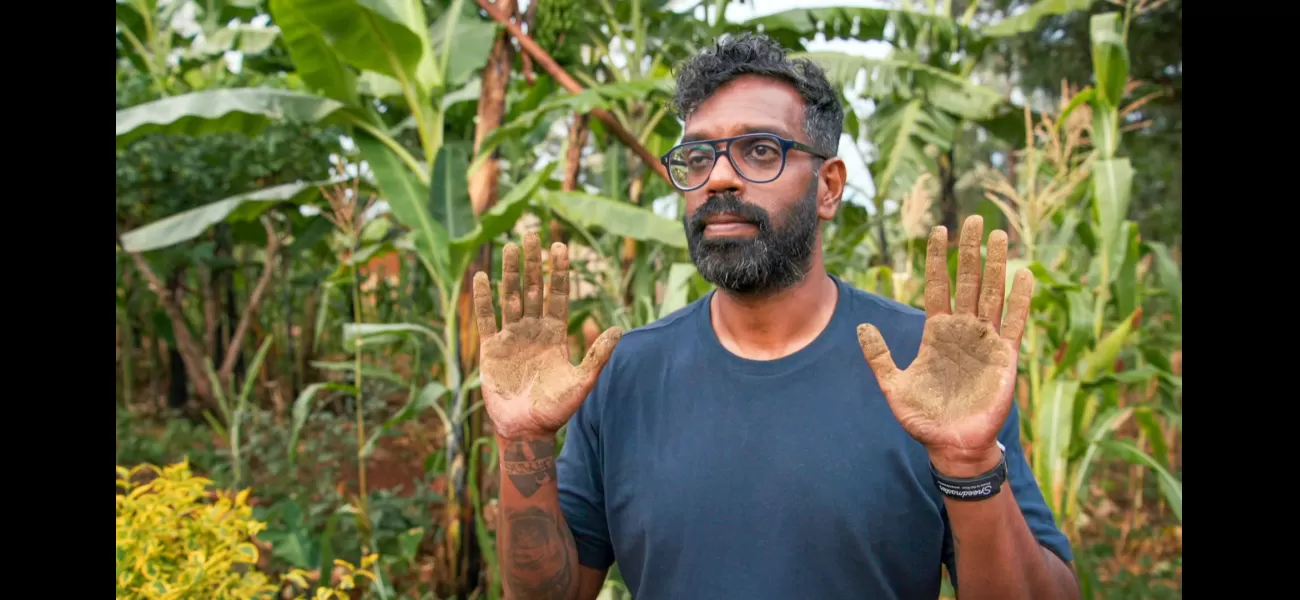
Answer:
[679, 125, 795, 145]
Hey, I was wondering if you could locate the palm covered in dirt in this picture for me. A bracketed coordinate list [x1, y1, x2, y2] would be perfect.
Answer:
[857, 216, 1035, 458]
[473, 233, 622, 440]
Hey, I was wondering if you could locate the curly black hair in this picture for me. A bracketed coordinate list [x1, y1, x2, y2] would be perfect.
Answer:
[671, 32, 843, 158]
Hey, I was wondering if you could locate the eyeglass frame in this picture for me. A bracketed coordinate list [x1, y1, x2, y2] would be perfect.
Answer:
[658, 132, 831, 192]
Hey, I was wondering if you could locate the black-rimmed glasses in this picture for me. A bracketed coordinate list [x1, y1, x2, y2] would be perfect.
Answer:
[659, 133, 829, 192]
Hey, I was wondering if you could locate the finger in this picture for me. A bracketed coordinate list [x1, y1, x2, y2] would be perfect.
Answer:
[501, 242, 523, 324]
[856, 324, 900, 384]
[923, 226, 951, 316]
[1000, 268, 1035, 347]
[523, 233, 544, 318]
[472, 271, 498, 337]
[954, 215, 983, 315]
[545, 242, 570, 323]
[577, 327, 623, 385]
[978, 230, 1008, 329]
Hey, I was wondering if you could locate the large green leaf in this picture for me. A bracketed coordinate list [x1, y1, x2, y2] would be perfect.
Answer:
[119, 180, 330, 253]
[797, 51, 1005, 120]
[115, 0, 148, 46]
[982, 0, 1100, 37]
[1032, 378, 1080, 514]
[1092, 158, 1134, 260]
[1063, 405, 1133, 523]
[540, 190, 686, 249]
[1047, 288, 1096, 377]
[449, 162, 558, 277]
[297, 0, 437, 96]
[1110, 222, 1142, 316]
[429, 145, 474, 240]
[866, 98, 957, 205]
[658, 263, 699, 317]
[1100, 439, 1182, 523]
[355, 132, 448, 276]
[1143, 241, 1181, 329]
[269, 0, 360, 105]
[1089, 12, 1130, 108]
[343, 322, 441, 343]
[358, 70, 406, 100]
[734, 7, 987, 57]
[188, 24, 281, 59]
[427, 3, 499, 89]
[116, 88, 359, 149]
[1078, 307, 1140, 382]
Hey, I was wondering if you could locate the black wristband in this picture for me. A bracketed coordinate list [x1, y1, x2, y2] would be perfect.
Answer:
[930, 444, 1008, 501]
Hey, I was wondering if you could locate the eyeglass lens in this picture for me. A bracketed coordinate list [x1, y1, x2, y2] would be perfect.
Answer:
[666, 135, 784, 189]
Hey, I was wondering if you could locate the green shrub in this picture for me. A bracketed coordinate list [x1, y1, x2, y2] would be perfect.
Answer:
[116, 459, 376, 599]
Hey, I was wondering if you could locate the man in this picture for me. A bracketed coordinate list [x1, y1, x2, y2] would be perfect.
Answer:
[472, 33, 1079, 600]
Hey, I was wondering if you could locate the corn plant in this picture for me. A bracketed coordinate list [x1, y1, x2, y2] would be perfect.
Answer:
[977, 8, 1181, 553]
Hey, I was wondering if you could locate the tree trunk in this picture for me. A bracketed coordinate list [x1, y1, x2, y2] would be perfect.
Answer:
[453, 0, 517, 593]
[549, 112, 589, 245]
[282, 253, 299, 400]
[620, 159, 644, 307]
[128, 220, 280, 415]
[298, 287, 320, 390]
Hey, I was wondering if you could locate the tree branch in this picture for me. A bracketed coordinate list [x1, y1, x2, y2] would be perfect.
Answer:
[473, 0, 671, 183]
[520, 0, 539, 85]
[200, 262, 219, 358]
[127, 251, 214, 404]
[217, 218, 281, 382]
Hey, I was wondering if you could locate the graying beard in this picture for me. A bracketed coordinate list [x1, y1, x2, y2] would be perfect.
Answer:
[697, 236, 812, 293]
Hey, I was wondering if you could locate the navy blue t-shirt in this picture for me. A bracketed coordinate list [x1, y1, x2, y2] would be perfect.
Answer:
[556, 275, 1072, 599]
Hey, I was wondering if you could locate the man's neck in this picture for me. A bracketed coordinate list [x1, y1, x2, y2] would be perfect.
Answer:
[709, 261, 840, 361]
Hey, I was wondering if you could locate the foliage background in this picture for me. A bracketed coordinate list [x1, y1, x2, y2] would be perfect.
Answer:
[114, 0, 1181, 598]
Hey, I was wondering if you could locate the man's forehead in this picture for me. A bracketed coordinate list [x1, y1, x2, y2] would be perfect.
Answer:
[681, 76, 804, 142]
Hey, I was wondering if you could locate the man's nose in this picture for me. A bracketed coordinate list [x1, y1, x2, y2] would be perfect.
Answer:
[704, 152, 744, 196]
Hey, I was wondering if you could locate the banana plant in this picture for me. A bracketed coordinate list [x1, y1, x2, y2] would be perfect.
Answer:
[729, 1, 1104, 221]
[115, 2, 552, 589]
[115, 0, 518, 393]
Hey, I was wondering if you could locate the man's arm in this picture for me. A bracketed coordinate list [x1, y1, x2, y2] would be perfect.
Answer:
[938, 463, 1079, 600]
[933, 400, 1079, 600]
[497, 435, 608, 600]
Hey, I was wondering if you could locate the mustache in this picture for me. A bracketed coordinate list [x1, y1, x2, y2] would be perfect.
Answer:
[686, 193, 771, 233]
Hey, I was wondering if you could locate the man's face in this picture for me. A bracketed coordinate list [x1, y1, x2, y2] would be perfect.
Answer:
[678, 75, 839, 295]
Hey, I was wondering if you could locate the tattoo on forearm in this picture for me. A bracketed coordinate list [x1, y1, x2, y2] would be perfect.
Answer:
[502, 438, 558, 498]
[505, 507, 575, 600]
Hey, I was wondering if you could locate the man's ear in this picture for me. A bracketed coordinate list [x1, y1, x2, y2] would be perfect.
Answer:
[818, 157, 847, 220]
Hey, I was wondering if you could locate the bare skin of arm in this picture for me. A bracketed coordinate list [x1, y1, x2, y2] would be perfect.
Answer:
[935, 452, 1080, 600]
[857, 216, 1080, 600]
[496, 434, 607, 600]
[473, 233, 621, 600]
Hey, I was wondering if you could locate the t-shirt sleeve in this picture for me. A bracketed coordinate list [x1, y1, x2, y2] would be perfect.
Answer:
[555, 362, 617, 571]
[999, 399, 1074, 566]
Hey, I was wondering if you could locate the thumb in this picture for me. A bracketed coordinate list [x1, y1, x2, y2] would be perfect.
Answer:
[856, 323, 900, 384]
[577, 327, 622, 385]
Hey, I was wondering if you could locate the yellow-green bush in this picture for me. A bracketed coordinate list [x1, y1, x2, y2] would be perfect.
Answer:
[116, 459, 376, 600]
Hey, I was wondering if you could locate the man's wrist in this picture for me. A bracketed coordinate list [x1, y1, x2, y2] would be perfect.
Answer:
[495, 431, 558, 447]
[928, 444, 1004, 479]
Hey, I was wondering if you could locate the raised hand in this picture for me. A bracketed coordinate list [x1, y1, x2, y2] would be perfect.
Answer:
[856, 215, 1034, 472]
[474, 233, 622, 441]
